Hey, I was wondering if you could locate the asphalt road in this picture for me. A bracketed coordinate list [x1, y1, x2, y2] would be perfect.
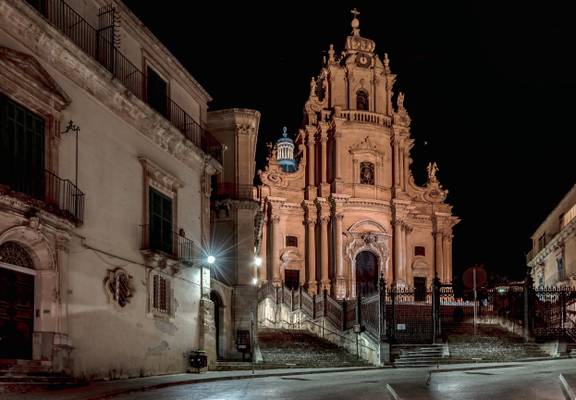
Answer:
[112, 359, 576, 399]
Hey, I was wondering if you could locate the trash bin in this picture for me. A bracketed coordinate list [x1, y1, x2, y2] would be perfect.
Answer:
[188, 350, 207, 373]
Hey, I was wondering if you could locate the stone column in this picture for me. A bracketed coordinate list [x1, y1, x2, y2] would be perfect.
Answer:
[393, 139, 401, 189]
[306, 218, 317, 294]
[394, 220, 403, 285]
[335, 213, 345, 298]
[271, 214, 281, 287]
[443, 234, 452, 283]
[334, 133, 341, 182]
[259, 218, 268, 283]
[307, 130, 316, 187]
[320, 216, 330, 293]
[404, 225, 413, 286]
[320, 135, 328, 184]
[434, 231, 444, 281]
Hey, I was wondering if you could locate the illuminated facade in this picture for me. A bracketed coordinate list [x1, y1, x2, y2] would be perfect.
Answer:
[256, 12, 459, 298]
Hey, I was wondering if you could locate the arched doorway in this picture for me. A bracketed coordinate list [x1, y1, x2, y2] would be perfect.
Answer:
[355, 250, 379, 296]
[210, 290, 224, 359]
[0, 241, 35, 359]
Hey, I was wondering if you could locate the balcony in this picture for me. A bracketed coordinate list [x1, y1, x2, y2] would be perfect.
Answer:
[334, 109, 392, 127]
[140, 224, 194, 262]
[0, 169, 84, 225]
[25, 0, 222, 163]
[212, 183, 255, 201]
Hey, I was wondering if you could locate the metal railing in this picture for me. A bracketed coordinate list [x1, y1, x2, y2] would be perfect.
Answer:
[26, 0, 222, 163]
[0, 169, 84, 225]
[140, 224, 194, 262]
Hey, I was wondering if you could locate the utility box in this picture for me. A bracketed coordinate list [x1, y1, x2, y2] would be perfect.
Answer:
[188, 350, 207, 373]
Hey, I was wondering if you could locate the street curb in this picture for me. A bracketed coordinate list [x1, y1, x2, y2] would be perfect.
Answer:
[429, 363, 521, 374]
[560, 374, 576, 400]
[85, 366, 384, 400]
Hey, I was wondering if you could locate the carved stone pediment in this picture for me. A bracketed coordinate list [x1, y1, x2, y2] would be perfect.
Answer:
[139, 156, 183, 193]
[349, 136, 383, 157]
[0, 46, 70, 109]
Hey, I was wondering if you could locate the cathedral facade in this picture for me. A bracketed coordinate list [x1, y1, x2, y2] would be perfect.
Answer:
[257, 14, 459, 299]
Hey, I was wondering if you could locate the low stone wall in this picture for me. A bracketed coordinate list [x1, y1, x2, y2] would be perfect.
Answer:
[258, 298, 387, 365]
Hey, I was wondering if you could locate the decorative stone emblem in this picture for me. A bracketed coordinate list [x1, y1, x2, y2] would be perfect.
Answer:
[104, 268, 134, 308]
[360, 161, 375, 185]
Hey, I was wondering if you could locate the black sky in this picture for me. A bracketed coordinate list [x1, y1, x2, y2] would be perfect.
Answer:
[123, 1, 576, 283]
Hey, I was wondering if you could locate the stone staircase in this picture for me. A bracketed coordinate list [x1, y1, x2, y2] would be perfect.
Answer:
[392, 344, 446, 368]
[446, 323, 550, 362]
[0, 359, 82, 387]
[257, 328, 372, 368]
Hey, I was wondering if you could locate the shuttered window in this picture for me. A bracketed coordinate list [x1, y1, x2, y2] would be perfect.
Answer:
[149, 188, 173, 255]
[0, 94, 45, 198]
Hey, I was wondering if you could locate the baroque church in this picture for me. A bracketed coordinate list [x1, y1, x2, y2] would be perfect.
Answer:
[256, 12, 459, 299]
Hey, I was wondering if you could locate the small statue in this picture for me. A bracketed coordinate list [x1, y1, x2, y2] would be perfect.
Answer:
[328, 44, 335, 63]
[397, 92, 405, 110]
[427, 162, 439, 182]
[310, 77, 317, 98]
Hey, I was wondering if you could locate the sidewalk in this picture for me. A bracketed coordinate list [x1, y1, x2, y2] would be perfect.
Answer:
[0, 366, 381, 400]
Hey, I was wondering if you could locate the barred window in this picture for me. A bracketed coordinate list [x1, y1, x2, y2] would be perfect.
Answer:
[414, 246, 426, 256]
[286, 235, 298, 247]
[152, 274, 171, 314]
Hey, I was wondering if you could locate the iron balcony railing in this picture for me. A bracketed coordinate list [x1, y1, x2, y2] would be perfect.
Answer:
[140, 224, 194, 262]
[213, 183, 255, 201]
[25, 0, 222, 163]
[0, 169, 84, 224]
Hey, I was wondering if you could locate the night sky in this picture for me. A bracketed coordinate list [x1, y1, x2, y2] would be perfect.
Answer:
[123, 2, 576, 284]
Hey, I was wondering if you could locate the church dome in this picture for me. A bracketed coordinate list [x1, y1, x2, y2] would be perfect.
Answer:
[276, 127, 297, 173]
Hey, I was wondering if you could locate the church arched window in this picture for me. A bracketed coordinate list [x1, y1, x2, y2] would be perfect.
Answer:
[360, 161, 375, 185]
[356, 89, 369, 111]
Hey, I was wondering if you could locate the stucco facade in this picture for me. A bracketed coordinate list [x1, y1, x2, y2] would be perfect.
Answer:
[257, 15, 459, 298]
[0, 0, 220, 379]
[528, 185, 576, 288]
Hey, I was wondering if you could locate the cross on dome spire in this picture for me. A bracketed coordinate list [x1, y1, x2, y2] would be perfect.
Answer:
[351, 8, 360, 36]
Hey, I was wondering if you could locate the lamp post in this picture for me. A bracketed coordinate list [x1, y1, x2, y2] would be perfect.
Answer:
[251, 255, 261, 375]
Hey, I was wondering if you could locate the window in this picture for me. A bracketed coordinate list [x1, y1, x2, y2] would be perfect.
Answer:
[356, 89, 369, 111]
[146, 66, 168, 118]
[360, 161, 375, 185]
[285, 269, 300, 290]
[149, 188, 173, 255]
[152, 273, 171, 315]
[538, 234, 546, 251]
[286, 235, 298, 247]
[414, 246, 426, 257]
[557, 257, 565, 282]
[0, 95, 45, 199]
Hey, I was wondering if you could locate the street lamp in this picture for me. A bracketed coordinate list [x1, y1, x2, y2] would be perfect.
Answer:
[254, 256, 262, 267]
[207, 255, 215, 265]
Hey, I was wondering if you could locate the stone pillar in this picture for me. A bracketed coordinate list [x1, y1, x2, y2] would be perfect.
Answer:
[404, 225, 412, 286]
[271, 214, 281, 287]
[199, 297, 216, 366]
[334, 133, 341, 182]
[434, 231, 444, 280]
[307, 130, 316, 187]
[394, 220, 403, 285]
[393, 139, 401, 189]
[320, 135, 328, 184]
[259, 218, 268, 283]
[306, 217, 317, 294]
[443, 234, 452, 283]
[320, 216, 330, 293]
[335, 213, 345, 298]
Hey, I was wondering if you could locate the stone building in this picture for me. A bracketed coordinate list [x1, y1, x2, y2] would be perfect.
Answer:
[0, 0, 222, 378]
[527, 184, 576, 288]
[207, 109, 261, 360]
[257, 13, 459, 298]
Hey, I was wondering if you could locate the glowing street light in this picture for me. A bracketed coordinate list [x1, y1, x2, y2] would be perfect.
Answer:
[254, 256, 262, 267]
[252, 277, 258, 286]
[207, 255, 215, 265]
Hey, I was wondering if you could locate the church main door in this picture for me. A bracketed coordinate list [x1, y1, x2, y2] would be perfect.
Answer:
[355, 251, 379, 296]
[0, 242, 35, 360]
